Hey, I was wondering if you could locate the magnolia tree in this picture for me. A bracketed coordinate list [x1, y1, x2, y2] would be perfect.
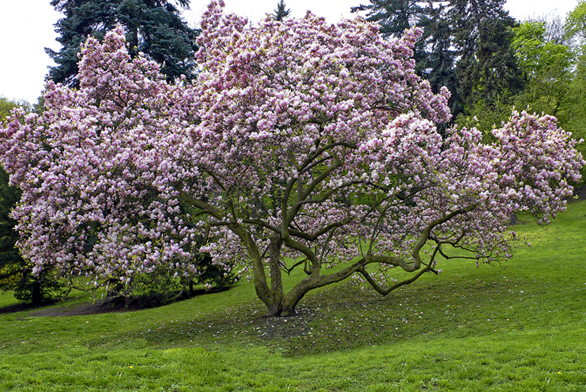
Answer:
[1, 1, 583, 316]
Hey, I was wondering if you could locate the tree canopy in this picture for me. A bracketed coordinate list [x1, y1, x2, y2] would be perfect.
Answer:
[1, 2, 583, 316]
[0, 98, 64, 304]
[512, 22, 573, 121]
[0, 100, 23, 294]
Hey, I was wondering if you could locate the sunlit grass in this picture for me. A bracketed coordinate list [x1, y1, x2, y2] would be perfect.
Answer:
[1, 201, 585, 391]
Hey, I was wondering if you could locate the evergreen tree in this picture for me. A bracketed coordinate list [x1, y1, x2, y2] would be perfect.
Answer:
[352, 0, 523, 120]
[450, 0, 523, 113]
[352, 0, 463, 115]
[272, 0, 291, 21]
[417, 3, 461, 115]
[351, 0, 432, 72]
[351, 0, 429, 38]
[46, 0, 198, 87]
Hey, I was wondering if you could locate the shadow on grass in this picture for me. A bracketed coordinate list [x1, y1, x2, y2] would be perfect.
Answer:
[0, 301, 50, 315]
[0, 286, 233, 317]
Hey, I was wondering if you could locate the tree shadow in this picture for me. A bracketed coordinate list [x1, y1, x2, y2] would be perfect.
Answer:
[0, 287, 231, 317]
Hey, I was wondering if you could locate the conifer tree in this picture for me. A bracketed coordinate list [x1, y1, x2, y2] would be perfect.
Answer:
[46, 0, 198, 87]
[450, 0, 523, 113]
[351, 0, 427, 37]
[417, 3, 461, 115]
[272, 0, 291, 21]
[351, 0, 431, 68]
[352, 0, 523, 120]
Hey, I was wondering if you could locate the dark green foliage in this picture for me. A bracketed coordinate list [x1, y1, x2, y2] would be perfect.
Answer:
[272, 0, 291, 22]
[352, 1, 460, 117]
[352, 0, 523, 121]
[352, 0, 460, 115]
[106, 251, 237, 308]
[192, 252, 238, 291]
[351, 0, 428, 38]
[46, 0, 198, 86]
[351, 1, 434, 79]
[417, 4, 462, 115]
[12, 268, 65, 305]
[451, 0, 524, 115]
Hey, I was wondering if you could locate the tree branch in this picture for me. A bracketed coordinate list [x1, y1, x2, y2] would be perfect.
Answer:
[357, 265, 432, 295]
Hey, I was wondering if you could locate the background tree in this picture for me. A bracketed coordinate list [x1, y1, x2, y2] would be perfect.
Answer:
[352, 0, 523, 121]
[560, 2, 586, 175]
[565, 0, 586, 46]
[528, 12, 568, 45]
[417, 3, 461, 117]
[272, 0, 291, 21]
[0, 97, 30, 120]
[350, 1, 438, 79]
[449, 0, 523, 123]
[512, 22, 573, 122]
[47, 0, 198, 86]
[351, 0, 429, 38]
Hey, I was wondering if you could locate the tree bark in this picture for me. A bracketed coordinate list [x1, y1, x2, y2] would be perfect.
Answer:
[269, 235, 284, 294]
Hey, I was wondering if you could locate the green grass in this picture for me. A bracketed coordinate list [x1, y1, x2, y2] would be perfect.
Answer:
[1, 202, 586, 391]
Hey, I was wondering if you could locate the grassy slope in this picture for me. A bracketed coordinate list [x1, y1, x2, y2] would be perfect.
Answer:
[0, 202, 585, 391]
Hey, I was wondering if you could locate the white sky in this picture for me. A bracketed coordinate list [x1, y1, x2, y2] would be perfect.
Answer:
[0, 0, 581, 104]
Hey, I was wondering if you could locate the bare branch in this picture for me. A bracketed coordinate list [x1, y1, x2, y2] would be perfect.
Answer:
[357, 265, 432, 295]
[281, 258, 306, 275]
[298, 141, 356, 172]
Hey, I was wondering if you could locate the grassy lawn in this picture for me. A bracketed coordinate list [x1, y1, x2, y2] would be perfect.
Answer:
[1, 202, 585, 391]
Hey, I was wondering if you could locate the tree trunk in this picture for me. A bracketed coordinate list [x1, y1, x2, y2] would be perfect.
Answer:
[280, 283, 311, 316]
[258, 235, 287, 316]
[508, 213, 518, 225]
[269, 235, 283, 294]
[260, 287, 307, 317]
[31, 280, 42, 306]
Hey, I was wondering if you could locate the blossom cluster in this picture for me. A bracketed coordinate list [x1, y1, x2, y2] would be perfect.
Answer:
[0, 27, 208, 287]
